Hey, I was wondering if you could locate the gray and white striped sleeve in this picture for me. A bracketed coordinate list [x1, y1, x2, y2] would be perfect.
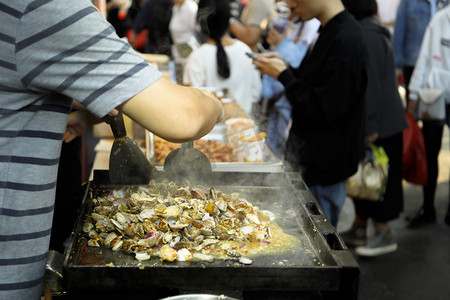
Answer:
[16, 0, 162, 118]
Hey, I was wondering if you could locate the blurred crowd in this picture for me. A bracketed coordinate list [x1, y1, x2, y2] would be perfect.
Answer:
[98, 0, 450, 258]
[1, 1, 447, 298]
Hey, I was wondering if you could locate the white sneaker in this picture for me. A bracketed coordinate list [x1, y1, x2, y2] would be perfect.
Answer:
[355, 228, 397, 257]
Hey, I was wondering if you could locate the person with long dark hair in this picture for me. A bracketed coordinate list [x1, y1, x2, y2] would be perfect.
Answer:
[340, 0, 408, 257]
[183, 0, 262, 114]
[132, 0, 174, 56]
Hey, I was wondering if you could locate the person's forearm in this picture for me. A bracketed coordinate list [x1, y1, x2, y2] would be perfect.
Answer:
[121, 76, 223, 143]
[106, 1, 119, 11]
[229, 21, 261, 49]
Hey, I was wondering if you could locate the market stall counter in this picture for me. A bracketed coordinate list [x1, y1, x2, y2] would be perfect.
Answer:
[61, 170, 359, 300]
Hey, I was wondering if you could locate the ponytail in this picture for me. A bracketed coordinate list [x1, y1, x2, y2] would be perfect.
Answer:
[197, 0, 231, 78]
[216, 37, 230, 79]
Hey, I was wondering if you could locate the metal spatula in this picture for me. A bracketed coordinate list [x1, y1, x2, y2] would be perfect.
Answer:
[164, 141, 212, 183]
[107, 112, 156, 185]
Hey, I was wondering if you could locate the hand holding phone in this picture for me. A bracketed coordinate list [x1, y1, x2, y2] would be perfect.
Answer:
[245, 52, 258, 61]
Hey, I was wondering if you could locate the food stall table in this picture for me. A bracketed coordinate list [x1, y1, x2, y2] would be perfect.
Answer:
[65, 169, 359, 300]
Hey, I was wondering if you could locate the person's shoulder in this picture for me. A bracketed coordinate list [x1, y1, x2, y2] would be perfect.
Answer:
[231, 39, 253, 51]
[186, 0, 198, 10]
[4, 1, 27, 12]
[189, 44, 215, 58]
[433, 6, 450, 23]
[228, 40, 257, 60]
[325, 11, 363, 40]
[325, 13, 368, 58]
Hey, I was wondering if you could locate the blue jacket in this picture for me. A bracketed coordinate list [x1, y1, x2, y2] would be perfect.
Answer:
[393, 0, 448, 68]
[261, 38, 308, 99]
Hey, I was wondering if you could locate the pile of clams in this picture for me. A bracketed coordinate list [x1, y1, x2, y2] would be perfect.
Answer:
[83, 180, 274, 263]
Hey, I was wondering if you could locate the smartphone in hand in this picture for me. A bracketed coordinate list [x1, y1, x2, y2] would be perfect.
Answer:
[245, 52, 258, 61]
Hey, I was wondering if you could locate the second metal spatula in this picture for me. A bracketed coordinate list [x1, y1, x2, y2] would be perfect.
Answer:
[164, 141, 212, 183]
[107, 112, 156, 185]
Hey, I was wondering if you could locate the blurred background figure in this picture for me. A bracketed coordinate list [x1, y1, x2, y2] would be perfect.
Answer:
[393, 0, 449, 104]
[131, 0, 174, 55]
[229, 0, 274, 51]
[170, 0, 200, 83]
[405, 5, 450, 228]
[375, 0, 401, 34]
[183, 0, 262, 115]
[262, 1, 320, 159]
[253, 0, 368, 228]
[106, 0, 143, 38]
[340, 0, 408, 257]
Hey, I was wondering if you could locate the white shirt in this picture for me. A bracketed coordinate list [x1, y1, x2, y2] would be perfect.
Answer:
[169, 0, 197, 43]
[169, 0, 198, 62]
[281, 18, 320, 47]
[408, 6, 450, 103]
[183, 40, 262, 114]
[376, 0, 401, 33]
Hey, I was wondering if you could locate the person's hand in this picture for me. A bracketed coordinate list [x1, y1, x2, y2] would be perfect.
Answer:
[252, 52, 288, 78]
[365, 132, 379, 147]
[63, 110, 91, 143]
[266, 27, 286, 47]
[63, 108, 119, 143]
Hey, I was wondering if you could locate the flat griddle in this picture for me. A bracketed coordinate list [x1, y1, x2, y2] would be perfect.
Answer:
[63, 170, 359, 299]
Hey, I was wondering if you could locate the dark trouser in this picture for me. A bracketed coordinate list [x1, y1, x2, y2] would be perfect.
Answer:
[422, 120, 444, 213]
[353, 133, 404, 222]
[50, 137, 82, 253]
[403, 65, 415, 104]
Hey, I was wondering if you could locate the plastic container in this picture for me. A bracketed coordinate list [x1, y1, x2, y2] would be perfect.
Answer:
[225, 118, 255, 143]
[271, 1, 291, 33]
[236, 138, 266, 162]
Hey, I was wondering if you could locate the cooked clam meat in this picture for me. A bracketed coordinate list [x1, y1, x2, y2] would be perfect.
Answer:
[84, 180, 275, 263]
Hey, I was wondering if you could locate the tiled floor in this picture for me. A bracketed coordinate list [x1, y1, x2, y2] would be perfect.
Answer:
[337, 126, 450, 300]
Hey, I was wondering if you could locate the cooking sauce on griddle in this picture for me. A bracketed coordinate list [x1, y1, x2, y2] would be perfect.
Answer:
[221, 223, 302, 259]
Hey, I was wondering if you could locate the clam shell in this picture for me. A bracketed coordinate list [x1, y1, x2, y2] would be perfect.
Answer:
[176, 248, 192, 261]
[135, 252, 151, 261]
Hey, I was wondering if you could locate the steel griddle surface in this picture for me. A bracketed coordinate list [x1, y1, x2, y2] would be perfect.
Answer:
[64, 171, 359, 293]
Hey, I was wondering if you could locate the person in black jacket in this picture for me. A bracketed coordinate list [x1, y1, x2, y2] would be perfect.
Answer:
[340, 0, 408, 257]
[132, 0, 173, 56]
[253, 0, 368, 228]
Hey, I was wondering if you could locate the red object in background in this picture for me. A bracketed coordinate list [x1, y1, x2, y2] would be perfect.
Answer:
[402, 113, 428, 185]
[127, 29, 148, 51]
[397, 73, 405, 86]
[118, 10, 127, 20]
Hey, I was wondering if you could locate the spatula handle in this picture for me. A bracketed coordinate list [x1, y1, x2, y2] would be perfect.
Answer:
[107, 112, 127, 138]
[182, 141, 194, 149]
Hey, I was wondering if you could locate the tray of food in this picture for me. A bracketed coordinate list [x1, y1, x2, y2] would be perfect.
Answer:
[146, 117, 283, 173]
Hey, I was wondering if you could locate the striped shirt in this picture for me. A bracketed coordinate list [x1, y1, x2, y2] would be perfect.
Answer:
[0, 0, 161, 298]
